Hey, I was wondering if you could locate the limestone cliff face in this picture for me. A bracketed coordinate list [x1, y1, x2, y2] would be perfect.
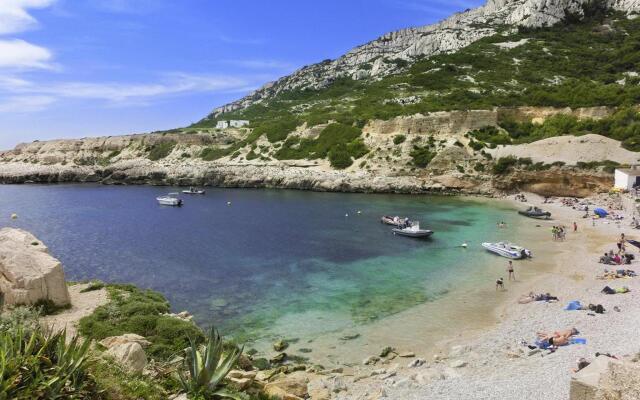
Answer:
[0, 106, 629, 197]
[211, 0, 640, 117]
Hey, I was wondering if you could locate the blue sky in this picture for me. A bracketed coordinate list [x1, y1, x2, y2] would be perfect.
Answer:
[0, 0, 484, 149]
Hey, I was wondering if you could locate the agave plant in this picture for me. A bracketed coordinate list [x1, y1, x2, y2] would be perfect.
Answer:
[177, 326, 243, 400]
[0, 324, 94, 400]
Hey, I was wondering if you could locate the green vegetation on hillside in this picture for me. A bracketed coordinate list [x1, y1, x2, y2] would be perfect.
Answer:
[159, 6, 640, 170]
[274, 123, 368, 168]
[147, 141, 176, 161]
[464, 107, 640, 151]
[198, 10, 640, 142]
[79, 284, 204, 360]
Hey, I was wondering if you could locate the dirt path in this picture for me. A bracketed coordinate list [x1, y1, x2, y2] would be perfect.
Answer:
[41, 283, 109, 337]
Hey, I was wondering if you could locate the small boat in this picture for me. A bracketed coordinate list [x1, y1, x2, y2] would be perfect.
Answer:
[392, 222, 434, 238]
[182, 187, 205, 195]
[518, 206, 551, 219]
[482, 242, 532, 259]
[157, 193, 183, 206]
[381, 215, 409, 227]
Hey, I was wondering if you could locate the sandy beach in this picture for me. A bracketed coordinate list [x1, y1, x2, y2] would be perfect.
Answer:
[330, 192, 640, 400]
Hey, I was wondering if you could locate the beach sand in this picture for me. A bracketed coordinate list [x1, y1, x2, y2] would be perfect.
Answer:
[331, 193, 640, 400]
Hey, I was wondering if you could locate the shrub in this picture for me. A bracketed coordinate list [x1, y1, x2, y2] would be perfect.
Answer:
[147, 141, 176, 161]
[80, 280, 105, 293]
[200, 147, 229, 161]
[393, 135, 406, 145]
[328, 144, 354, 169]
[79, 285, 204, 360]
[252, 116, 299, 143]
[474, 162, 485, 172]
[410, 146, 435, 168]
[492, 156, 518, 174]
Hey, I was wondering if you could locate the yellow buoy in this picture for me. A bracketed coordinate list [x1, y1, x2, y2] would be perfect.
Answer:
[10, 213, 17, 220]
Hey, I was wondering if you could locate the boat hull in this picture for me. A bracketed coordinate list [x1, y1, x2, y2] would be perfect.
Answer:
[518, 211, 551, 219]
[482, 243, 530, 259]
[392, 229, 434, 238]
[157, 198, 183, 206]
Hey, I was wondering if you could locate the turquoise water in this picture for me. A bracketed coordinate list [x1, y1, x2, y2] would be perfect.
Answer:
[0, 185, 523, 343]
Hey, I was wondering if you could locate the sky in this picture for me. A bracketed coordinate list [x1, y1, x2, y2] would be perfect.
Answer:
[0, 0, 484, 150]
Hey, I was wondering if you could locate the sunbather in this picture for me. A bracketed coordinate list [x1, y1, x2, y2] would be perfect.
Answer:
[536, 327, 579, 347]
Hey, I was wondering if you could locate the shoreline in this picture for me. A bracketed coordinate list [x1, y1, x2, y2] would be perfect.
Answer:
[332, 192, 638, 400]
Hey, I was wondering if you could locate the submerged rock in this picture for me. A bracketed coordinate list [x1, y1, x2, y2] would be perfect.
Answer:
[274, 339, 289, 352]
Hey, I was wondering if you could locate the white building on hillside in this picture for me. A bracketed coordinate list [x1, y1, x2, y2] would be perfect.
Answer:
[216, 120, 250, 129]
[614, 168, 640, 190]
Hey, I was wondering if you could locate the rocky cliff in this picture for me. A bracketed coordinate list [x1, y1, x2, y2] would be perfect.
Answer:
[210, 0, 640, 117]
[0, 106, 625, 196]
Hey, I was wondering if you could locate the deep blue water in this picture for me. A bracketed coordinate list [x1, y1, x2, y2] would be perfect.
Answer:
[0, 185, 521, 340]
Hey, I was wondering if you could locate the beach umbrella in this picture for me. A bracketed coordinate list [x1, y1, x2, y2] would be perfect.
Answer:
[594, 208, 608, 217]
[627, 240, 640, 250]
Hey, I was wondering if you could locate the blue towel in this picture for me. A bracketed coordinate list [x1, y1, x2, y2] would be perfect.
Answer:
[565, 300, 582, 311]
[570, 337, 587, 345]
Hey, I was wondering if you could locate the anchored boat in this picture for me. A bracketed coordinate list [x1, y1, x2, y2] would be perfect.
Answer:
[381, 215, 409, 227]
[482, 242, 532, 259]
[157, 193, 183, 206]
[182, 187, 206, 195]
[392, 222, 433, 238]
[518, 206, 551, 219]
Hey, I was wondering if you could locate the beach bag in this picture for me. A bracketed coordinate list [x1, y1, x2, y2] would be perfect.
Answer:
[601, 286, 616, 295]
[595, 304, 605, 314]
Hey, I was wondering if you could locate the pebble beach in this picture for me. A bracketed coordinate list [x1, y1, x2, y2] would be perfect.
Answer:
[334, 193, 640, 400]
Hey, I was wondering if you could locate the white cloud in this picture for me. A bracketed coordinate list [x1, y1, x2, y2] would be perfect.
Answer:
[0, 39, 53, 69]
[0, 0, 57, 35]
[0, 72, 259, 112]
[0, 95, 55, 112]
[89, 0, 160, 14]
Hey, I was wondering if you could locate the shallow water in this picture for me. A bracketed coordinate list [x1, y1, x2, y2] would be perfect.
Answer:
[0, 184, 531, 357]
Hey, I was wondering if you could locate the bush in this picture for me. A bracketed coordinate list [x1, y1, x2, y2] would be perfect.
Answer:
[492, 156, 518, 174]
[79, 285, 204, 360]
[328, 144, 354, 169]
[474, 162, 485, 172]
[410, 146, 436, 168]
[252, 116, 299, 143]
[393, 135, 406, 145]
[200, 147, 229, 161]
[147, 141, 176, 161]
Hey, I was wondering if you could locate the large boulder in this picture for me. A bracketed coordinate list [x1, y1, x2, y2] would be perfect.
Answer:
[264, 371, 309, 400]
[105, 342, 147, 374]
[0, 228, 70, 308]
[570, 355, 640, 400]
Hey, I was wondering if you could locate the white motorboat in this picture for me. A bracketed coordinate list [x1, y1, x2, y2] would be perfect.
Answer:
[182, 187, 205, 195]
[392, 222, 434, 238]
[482, 242, 532, 259]
[157, 193, 183, 206]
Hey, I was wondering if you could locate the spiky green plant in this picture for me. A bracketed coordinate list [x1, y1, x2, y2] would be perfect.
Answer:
[177, 326, 243, 400]
[0, 325, 95, 400]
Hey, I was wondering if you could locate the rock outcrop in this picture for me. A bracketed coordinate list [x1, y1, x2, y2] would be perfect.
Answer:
[210, 0, 640, 117]
[0, 228, 70, 308]
[570, 355, 640, 400]
[100, 334, 149, 374]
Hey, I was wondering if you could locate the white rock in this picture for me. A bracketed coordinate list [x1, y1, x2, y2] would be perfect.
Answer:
[105, 342, 147, 373]
[0, 228, 71, 307]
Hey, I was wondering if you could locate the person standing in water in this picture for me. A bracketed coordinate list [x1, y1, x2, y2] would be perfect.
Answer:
[507, 261, 515, 281]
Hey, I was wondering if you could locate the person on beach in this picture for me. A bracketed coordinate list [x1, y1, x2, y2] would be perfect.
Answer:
[573, 222, 577, 232]
[507, 261, 515, 281]
[536, 327, 579, 347]
[496, 278, 504, 291]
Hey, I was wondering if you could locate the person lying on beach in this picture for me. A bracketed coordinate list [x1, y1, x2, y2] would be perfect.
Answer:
[601, 286, 630, 294]
[536, 328, 579, 347]
[518, 292, 559, 304]
[596, 269, 637, 280]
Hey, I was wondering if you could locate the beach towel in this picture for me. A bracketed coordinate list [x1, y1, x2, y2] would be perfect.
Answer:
[565, 300, 583, 310]
[594, 208, 608, 217]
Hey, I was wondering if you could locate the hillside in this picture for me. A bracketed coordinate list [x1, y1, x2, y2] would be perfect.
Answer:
[1, 0, 639, 196]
